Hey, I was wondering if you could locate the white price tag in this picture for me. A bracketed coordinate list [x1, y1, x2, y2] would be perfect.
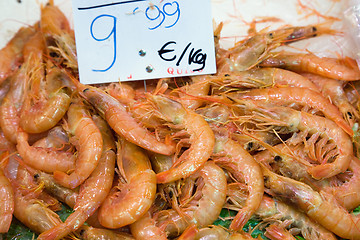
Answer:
[72, 0, 216, 84]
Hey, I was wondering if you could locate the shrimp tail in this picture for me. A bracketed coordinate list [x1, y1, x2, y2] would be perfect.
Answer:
[229, 208, 253, 231]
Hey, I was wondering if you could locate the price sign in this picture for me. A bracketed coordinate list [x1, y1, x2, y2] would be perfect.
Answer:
[72, 0, 216, 84]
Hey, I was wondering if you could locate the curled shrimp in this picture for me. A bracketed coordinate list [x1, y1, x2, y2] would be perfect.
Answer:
[261, 51, 360, 81]
[229, 86, 353, 136]
[149, 95, 215, 183]
[262, 166, 360, 239]
[214, 136, 264, 231]
[53, 101, 103, 189]
[38, 116, 115, 240]
[98, 139, 157, 229]
[71, 81, 174, 155]
[0, 25, 36, 84]
[212, 68, 319, 92]
[240, 103, 354, 179]
[0, 168, 14, 233]
[157, 161, 227, 237]
[79, 225, 135, 240]
[302, 72, 360, 127]
[19, 67, 71, 134]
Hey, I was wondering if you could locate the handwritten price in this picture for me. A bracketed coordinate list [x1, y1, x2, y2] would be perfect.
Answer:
[143, 1, 180, 30]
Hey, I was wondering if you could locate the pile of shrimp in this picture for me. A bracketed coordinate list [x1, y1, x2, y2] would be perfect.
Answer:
[1, 1, 360, 240]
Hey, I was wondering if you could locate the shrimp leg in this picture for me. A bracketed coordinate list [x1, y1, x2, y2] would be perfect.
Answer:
[0, 168, 14, 233]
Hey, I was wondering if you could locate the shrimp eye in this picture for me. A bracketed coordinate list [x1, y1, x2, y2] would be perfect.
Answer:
[274, 155, 282, 162]
[83, 88, 90, 93]
[246, 142, 254, 151]
[347, 112, 353, 119]
[224, 74, 230, 77]
[33, 173, 40, 180]
[268, 32, 274, 39]
[79, 229, 85, 236]
[263, 175, 269, 183]
[312, 26, 317, 32]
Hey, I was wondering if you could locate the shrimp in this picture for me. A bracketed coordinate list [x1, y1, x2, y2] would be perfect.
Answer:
[214, 136, 264, 231]
[228, 184, 337, 240]
[212, 68, 319, 92]
[130, 211, 168, 240]
[217, 24, 334, 73]
[240, 104, 354, 179]
[156, 161, 227, 237]
[37, 116, 115, 240]
[178, 225, 255, 240]
[40, 0, 72, 38]
[79, 226, 135, 240]
[229, 86, 353, 136]
[175, 75, 211, 110]
[260, 51, 360, 81]
[149, 95, 215, 183]
[19, 68, 71, 134]
[302, 72, 359, 127]
[16, 129, 76, 173]
[3, 156, 63, 234]
[71, 82, 174, 155]
[0, 168, 14, 233]
[0, 61, 29, 143]
[0, 25, 36, 84]
[98, 139, 157, 229]
[53, 101, 103, 189]
[262, 166, 360, 239]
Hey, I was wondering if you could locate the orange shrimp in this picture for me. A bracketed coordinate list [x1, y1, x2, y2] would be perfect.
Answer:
[262, 166, 360, 239]
[0, 168, 14, 233]
[40, 0, 72, 38]
[0, 63, 28, 143]
[72, 82, 174, 155]
[229, 86, 353, 136]
[157, 161, 227, 237]
[130, 211, 168, 240]
[98, 139, 156, 229]
[178, 225, 254, 240]
[132, 161, 227, 238]
[149, 95, 215, 183]
[0, 25, 36, 84]
[218, 24, 334, 73]
[38, 116, 115, 240]
[214, 136, 264, 231]
[19, 68, 71, 134]
[302, 72, 359, 127]
[260, 51, 360, 81]
[3, 156, 63, 234]
[175, 75, 211, 110]
[79, 226, 135, 240]
[16, 129, 75, 173]
[212, 68, 319, 92]
[53, 101, 103, 189]
[241, 104, 354, 179]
